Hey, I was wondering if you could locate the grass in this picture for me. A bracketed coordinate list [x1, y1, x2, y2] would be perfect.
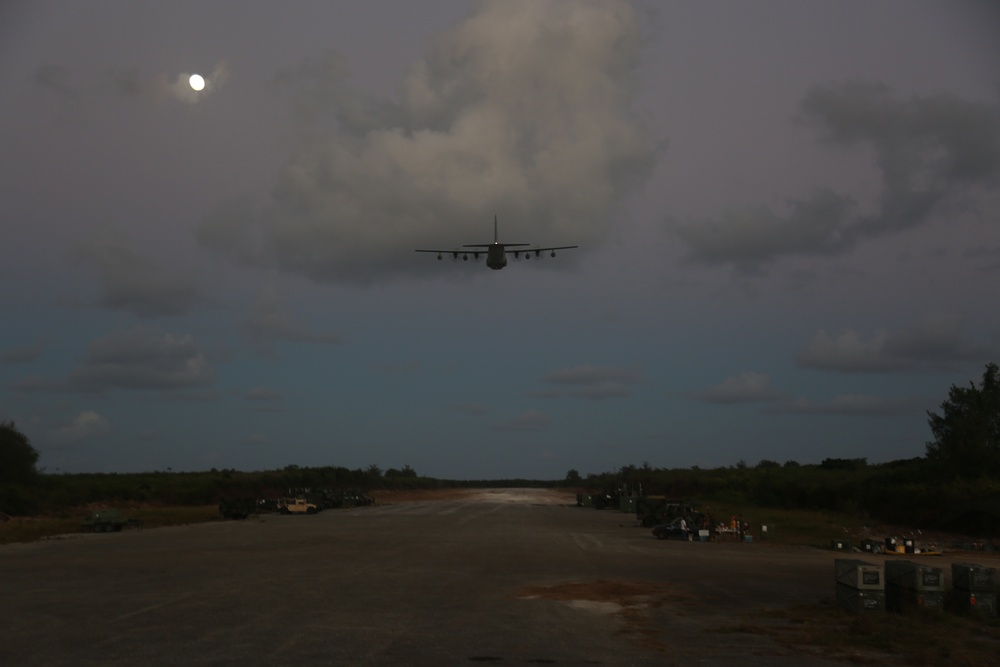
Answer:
[0, 505, 221, 544]
[723, 600, 1000, 665]
[695, 501, 879, 548]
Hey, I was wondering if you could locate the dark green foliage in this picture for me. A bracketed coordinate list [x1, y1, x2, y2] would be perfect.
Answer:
[3, 454, 998, 535]
[4, 463, 559, 516]
[0, 484, 40, 515]
[0, 421, 39, 485]
[819, 457, 867, 471]
[926, 362, 1000, 476]
[385, 464, 418, 478]
[581, 454, 997, 534]
[0, 422, 41, 516]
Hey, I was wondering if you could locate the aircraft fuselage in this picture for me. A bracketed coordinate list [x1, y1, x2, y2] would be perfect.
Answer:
[487, 244, 506, 270]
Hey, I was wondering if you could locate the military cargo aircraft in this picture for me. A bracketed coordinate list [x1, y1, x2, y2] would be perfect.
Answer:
[415, 216, 577, 270]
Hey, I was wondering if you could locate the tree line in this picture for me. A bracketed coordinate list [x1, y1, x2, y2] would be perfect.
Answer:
[3, 363, 999, 534]
[578, 363, 1000, 535]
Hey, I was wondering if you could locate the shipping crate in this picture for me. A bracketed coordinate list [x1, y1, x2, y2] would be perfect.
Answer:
[952, 563, 997, 592]
[835, 559, 884, 591]
[886, 561, 945, 592]
[836, 583, 885, 614]
[949, 590, 997, 616]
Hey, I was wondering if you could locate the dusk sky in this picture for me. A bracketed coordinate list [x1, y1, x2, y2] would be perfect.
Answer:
[2, 1, 999, 479]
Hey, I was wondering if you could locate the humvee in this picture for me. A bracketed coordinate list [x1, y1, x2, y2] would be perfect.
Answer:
[280, 498, 319, 515]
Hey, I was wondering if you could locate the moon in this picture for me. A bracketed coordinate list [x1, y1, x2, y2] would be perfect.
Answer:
[189, 74, 205, 91]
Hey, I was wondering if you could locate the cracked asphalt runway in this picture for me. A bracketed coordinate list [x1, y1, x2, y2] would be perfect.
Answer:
[2, 489, 881, 665]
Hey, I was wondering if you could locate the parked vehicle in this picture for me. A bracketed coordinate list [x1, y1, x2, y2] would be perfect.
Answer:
[651, 517, 692, 541]
[82, 509, 127, 532]
[280, 497, 319, 515]
[219, 496, 259, 520]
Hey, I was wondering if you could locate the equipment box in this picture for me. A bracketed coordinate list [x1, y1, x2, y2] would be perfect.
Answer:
[860, 539, 880, 554]
[835, 559, 884, 591]
[836, 583, 885, 614]
[886, 560, 945, 592]
[949, 591, 997, 616]
[952, 563, 997, 592]
[886, 560, 945, 612]
[887, 587, 944, 612]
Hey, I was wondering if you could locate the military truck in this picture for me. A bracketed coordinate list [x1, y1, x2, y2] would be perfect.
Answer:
[280, 497, 319, 515]
[82, 509, 127, 532]
[219, 496, 259, 520]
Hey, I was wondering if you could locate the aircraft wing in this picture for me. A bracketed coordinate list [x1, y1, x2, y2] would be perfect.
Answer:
[508, 245, 577, 253]
[414, 242, 526, 253]
[415, 245, 577, 254]
[462, 243, 529, 248]
[414, 248, 489, 257]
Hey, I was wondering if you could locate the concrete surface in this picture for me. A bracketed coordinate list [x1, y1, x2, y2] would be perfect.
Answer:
[0, 489, 924, 665]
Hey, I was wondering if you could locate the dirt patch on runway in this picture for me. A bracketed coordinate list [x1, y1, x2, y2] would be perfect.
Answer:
[517, 579, 695, 609]
[517, 580, 702, 656]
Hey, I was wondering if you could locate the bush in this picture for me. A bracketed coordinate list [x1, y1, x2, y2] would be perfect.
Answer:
[0, 484, 41, 516]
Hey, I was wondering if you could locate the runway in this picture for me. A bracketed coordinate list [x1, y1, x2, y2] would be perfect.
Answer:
[2, 489, 869, 665]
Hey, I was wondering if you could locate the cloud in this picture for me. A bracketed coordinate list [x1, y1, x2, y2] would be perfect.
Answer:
[671, 189, 857, 267]
[48, 411, 111, 446]
[964, 245, 1000, 273]
[541, 364, 644, 399]
[158, 60, 229, 104]
[797, 314, 993, 372]
[67, 327, 216, 391]
[72, 228, 208, 318]
[33, 63, 177, 100]
[1, 342, 44, 364]
[764, 395, 926, 416]
[242, 286, 343, 356]
[33, 63, 77, 95]
[494, 409, 550, 432]
[198, 0, 657, 283]
[692, 372, 784, 404]
[108, 68, 142, 96]
[673, 82, 1000, 266]
[683, 369, 927, 417]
